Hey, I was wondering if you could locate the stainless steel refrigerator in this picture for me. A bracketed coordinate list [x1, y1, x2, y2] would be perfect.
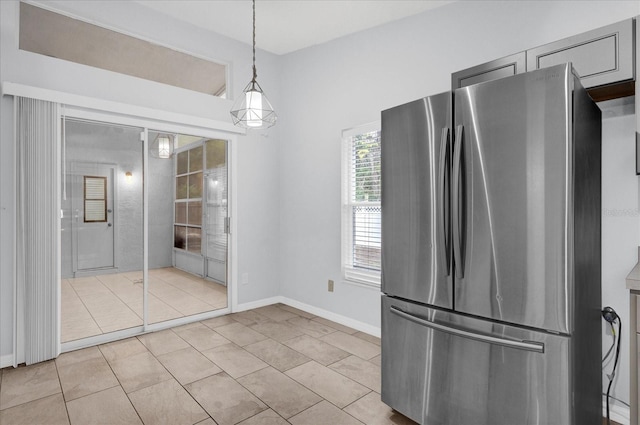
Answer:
[381, 63, 602, 425]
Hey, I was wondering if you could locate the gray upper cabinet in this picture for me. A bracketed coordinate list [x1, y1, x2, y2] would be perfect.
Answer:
[452, 52, 526, 89]
[526, 19, 634, 89]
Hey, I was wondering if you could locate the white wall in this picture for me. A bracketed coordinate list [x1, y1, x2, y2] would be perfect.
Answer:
[0, 0, 282, 362]
[277, 0, 640, 416]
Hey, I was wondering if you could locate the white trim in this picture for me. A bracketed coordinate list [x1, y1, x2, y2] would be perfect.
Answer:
[1, 82, 244, 135]
[280, 297, 381, 338]
[235, 296, 283, 313]
[234, 296, 381, 337]
[142, 128, 149, 329]
[229, 138, 238, 312]
[0, 354, 13, 369]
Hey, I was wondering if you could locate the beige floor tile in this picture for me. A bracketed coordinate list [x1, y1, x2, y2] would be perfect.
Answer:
[237, 367, 321, 419]
[286, 316, 337, 339]
[128, 379, 208, 425]
[320, 331, 381, 360]
[200, 315, 237, 329]
[283, 335, 350, 366]
[237, 409, 289, 425]
[250, 321, 304, 342]
[0, 393, 69, 425]
[66, 385, 142, 425]
[329, 355, 381, 393]
[172, 323, 230, 351]
[157, 347, 222, 385]
[230, 310, 273, 327]
[56, 347, 119, 401]
[289, 400, 363, 425]
[56, 346, 102, 368]
[276, 304, 316, 319]
[99, 338, 149, 363]
[285, 361, 370, 408]
[353, 331, 381, 346]
[215, 322, 268, 347]
[202, 344, 268, 379]
[343, 392, 418, 425]
[186, 373, 267, 425]
[61, 268, 228, 342]
[252, 305, 299, 322]
[195, 419, 216, 425]
[311, 317, 359, 334]
[138, 329, 190, 356]
[0, 361, 61, 410]
[369, 354, 382, 367]
[110, 351, 172, 393]
[244, 339, 310, 372]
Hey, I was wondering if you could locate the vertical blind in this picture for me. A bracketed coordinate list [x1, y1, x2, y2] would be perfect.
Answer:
[16, 97, 60, 364]
[342, 125, 382, 285]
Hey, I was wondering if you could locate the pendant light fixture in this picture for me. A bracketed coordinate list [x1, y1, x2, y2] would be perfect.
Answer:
[150, 133, 174, 159]
[230, 0, 277, 129]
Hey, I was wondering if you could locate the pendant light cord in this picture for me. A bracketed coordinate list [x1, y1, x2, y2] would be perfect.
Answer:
[252, 0, 257, 83]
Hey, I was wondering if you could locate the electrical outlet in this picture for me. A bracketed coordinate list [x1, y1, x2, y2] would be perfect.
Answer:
[328, 279, 334, 292]
[242, 273, 249, 285]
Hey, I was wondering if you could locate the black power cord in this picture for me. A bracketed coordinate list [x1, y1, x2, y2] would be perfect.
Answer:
[601, 307, 621, 425]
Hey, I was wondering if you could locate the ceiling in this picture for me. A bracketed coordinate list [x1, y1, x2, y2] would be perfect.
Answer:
[134, 1, 454, 55]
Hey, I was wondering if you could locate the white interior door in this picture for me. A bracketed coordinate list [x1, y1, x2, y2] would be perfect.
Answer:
[71, 163, 116, 272]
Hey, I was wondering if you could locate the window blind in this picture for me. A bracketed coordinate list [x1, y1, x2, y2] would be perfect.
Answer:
[16, 97, 60, 365]
[342, 123, 382, 285]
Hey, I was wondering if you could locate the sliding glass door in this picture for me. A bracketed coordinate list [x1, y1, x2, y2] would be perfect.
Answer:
[60, 115, 231, 347]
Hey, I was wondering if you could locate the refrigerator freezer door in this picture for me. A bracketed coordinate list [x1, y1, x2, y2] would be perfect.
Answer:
[381, 295, 574, 425]
[453, 64, 574, 334]
[381, 92, 452, 308]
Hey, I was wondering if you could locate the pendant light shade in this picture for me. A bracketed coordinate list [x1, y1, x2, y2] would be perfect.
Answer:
[230, 0, 277, 129]
[150, 133, 174, 159]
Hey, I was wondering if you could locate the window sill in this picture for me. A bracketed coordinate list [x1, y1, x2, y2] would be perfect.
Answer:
[343, 268, 381, 290]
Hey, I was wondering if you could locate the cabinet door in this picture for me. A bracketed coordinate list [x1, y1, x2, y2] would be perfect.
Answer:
[451, 52, 526, 89]
[526, 18, 634, 89]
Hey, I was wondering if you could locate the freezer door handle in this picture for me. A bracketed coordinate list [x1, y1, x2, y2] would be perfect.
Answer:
[389, 305, 545, 353]
[439, 127, 451, 276]
[452, 125, 465, 278]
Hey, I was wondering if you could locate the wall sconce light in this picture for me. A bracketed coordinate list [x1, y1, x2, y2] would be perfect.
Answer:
[125, 171, 133, 183]
[150, 134, 174, 159]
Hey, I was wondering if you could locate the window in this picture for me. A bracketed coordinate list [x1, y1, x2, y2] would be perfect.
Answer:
[342, 122, 381, 286]
[174, 145, 203, 253]
[84, 176, 107, 222]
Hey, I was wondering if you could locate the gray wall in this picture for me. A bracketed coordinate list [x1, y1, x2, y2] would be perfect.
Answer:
[276, 0, 639, 414]
[0, 0, 282, 364]
[60, 120, 174, 278]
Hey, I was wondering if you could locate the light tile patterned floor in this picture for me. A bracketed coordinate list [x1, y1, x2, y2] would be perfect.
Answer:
[61, 268, 228, 343]
[0, 304, 417, 425]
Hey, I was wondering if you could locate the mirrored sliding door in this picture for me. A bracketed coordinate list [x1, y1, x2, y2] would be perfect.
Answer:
[60, 119, 144, 342]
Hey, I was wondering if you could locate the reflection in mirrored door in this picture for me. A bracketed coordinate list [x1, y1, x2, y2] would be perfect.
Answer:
[60, 119, 144, 342]
[60, 118, 231, 343]
[147, 132, 228, 326]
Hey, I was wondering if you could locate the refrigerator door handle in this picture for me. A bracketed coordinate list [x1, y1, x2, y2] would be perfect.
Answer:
[452, 125, 465, 278]
[439, 127, 451, 275]
[390, 306, 544, 353]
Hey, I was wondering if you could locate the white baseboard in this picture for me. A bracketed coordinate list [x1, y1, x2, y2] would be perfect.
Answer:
[235, 295, 381, 337]
[280, 297, 381, 337]
[235, 296, 284, 313]
[603, 400, 630, 425]
[1, 354, 14, 369]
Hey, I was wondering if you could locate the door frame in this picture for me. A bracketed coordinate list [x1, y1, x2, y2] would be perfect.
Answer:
[69, 161, 118, 277]
[60, 106, 239, 353]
